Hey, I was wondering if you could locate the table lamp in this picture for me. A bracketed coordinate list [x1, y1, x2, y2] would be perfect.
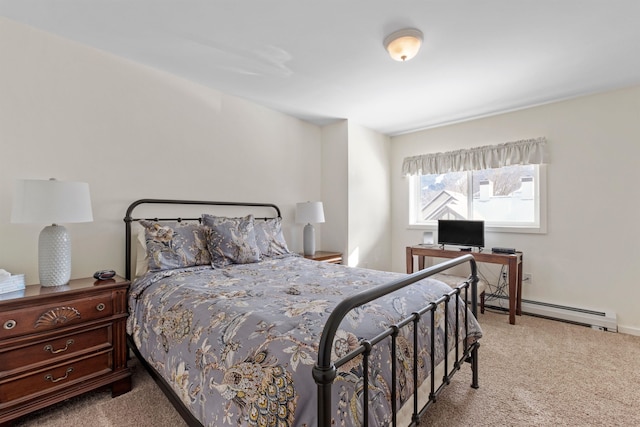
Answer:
[295, 201, 325, 256]
[11, 178, 93, 286]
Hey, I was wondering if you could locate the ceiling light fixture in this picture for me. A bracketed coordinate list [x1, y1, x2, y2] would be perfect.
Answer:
[383, 28, 423, 62]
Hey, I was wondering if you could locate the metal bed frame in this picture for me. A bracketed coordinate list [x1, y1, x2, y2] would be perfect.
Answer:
[124, 199, 480, 427]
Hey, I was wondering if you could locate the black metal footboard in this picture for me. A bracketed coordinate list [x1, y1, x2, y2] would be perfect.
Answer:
[312, 255, 480, 427]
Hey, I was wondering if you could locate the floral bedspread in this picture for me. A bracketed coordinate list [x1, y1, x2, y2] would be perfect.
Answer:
[127, 255, 482, 427]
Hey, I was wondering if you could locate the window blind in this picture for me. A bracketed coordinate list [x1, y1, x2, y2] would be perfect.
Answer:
[402, 137, 548, 176]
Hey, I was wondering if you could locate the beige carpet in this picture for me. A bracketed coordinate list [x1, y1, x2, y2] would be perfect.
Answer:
[14, 311, 640, 426]
[13, 356, 188, 427]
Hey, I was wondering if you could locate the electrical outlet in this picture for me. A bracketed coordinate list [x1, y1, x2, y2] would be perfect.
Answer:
[523, 273, 532, 284]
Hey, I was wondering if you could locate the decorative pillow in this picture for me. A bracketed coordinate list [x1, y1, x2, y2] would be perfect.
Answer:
[254, 217, 291, 257]
[202, 214, 261, 267]
[140, 220, 211, 271]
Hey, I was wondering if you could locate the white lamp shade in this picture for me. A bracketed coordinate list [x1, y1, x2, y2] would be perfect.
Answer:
[296, 201, 325, 224]
[11, 179, 93, 224]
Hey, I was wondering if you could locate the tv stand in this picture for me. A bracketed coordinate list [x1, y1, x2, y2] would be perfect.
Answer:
[406, 245, 523, 325]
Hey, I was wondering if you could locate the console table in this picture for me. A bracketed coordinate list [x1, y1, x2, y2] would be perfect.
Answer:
[406, 246, 523, 325]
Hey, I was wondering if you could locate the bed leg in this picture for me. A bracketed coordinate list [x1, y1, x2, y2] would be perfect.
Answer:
[312, 365, 337, 427]
[471, 343, 480, 389]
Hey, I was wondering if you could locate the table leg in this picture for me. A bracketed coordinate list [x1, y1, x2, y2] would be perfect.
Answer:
[508, 259, 517, 325]
[516, 256, 523, 315]
[406, 247, 413, 274]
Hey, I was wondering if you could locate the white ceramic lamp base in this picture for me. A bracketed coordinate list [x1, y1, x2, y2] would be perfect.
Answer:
[38, 224, 71, 286]
[303, 223, 316, 256]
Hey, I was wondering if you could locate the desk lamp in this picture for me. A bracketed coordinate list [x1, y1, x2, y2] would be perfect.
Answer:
[295, 201, 325, 256]
[11, 178, 93, 286]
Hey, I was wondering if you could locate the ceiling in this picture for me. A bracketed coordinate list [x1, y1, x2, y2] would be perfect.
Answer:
[2, 0, 640, 136]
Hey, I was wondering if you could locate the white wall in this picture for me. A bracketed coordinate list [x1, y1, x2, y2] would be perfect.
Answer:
[321, 121, 348, 257]
[391, 85, 640, 333]
[0, 18, 322, 283]
[347, 123, 391, 270]
[320, 121, 391, 271]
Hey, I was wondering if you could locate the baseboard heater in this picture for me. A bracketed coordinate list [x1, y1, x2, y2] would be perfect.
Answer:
[485, 294, 618, 332]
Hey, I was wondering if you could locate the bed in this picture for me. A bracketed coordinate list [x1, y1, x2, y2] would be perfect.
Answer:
[124, 199, 482, 427]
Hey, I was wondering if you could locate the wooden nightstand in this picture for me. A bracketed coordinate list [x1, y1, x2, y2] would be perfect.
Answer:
[0, 276, 132, 425]
[303, 251, 343, 264]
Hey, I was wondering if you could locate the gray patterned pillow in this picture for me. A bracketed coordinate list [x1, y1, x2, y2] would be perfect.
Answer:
[202, 214, 261, 267]
[254, 217, 291, 257]
[140, 220, 211, 271]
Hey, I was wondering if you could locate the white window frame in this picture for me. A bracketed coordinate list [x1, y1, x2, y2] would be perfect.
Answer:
[409, 164, 547, 234]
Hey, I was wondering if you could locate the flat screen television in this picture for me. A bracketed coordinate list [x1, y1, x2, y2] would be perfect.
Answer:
[437, 219, 485, 249]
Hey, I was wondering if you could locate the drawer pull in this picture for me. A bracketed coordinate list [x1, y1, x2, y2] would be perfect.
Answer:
[3, 320, 16, 330]
[44, 339, 74, 354]
[44, 367, 74, 383]
[96, 303, 106, 311]
[35, 306, 81, 328]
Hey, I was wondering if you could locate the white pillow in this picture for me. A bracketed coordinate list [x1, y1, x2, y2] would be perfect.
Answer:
[131, 222, 149, 278]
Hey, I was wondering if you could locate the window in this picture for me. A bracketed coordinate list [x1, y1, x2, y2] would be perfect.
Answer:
[409, 164, 546, 232]
[403, 137, 548, 232]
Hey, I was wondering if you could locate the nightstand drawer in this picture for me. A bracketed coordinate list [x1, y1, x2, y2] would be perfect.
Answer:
[0, 351, 112, 404]
[0, 292, 114, 339]
[0, 325, 111, 374]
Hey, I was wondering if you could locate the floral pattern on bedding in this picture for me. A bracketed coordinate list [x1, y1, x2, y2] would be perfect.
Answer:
[140, 220, 211, 271]
[127, 255, 482, 427]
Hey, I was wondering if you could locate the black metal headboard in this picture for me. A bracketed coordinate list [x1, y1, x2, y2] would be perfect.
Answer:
[123, 198, 282, 280]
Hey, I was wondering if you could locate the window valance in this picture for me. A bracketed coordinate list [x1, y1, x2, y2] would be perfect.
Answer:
[402, 137, 548, 176]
